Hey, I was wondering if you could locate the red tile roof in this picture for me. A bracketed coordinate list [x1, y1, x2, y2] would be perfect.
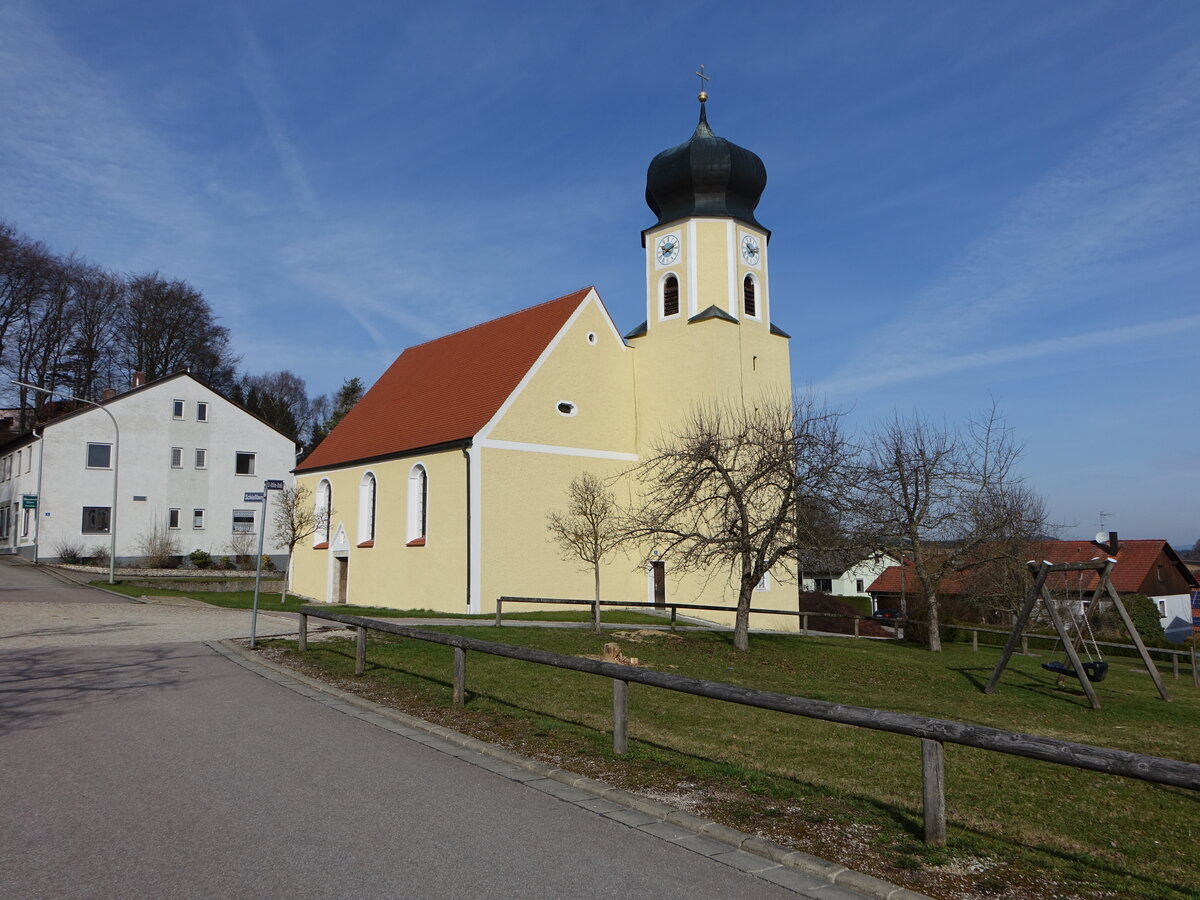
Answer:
[866, 540, 1197, 596]
[297, 288, 592, 472]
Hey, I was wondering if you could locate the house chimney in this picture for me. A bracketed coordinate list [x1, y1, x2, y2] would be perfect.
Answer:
[101, 388, 117, 401]
[1108, 531, 1119, 554]
[132, 371, 145, 389]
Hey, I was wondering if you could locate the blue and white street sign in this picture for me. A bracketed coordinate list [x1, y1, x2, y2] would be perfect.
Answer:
[244, 491, 266, 503]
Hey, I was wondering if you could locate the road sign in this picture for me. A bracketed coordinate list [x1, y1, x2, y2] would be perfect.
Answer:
[244, 491, 266, 503]
[264, 479, 285, 490]
[22, 494, 37, 509]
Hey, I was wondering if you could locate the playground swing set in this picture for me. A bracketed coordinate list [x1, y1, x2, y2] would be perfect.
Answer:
[983, 557, 1170, 710]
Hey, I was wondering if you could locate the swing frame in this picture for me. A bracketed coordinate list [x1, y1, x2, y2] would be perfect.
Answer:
[983, 558, 1170, 710]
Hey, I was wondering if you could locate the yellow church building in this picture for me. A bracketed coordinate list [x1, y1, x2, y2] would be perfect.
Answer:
[291, 97, 793, 621]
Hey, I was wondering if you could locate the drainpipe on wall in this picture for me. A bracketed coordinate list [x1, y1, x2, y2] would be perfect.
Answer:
[462, 444, 472, 612]
[32, 428, 44, 564]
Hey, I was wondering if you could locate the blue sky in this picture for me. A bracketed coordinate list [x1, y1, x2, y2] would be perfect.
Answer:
[2, 1, 1197, 546]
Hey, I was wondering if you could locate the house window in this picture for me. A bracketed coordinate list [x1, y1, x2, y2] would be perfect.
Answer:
[407, 464, 428, 545]
[232, 509, 255, 534]
[22, 507, 32, 537]
[82, 506, 111, 534]
[195, 448, 207, 469]
[1156, 565, 1165, 583]
[754, 572, 772, 592]
[171, 447, 183, 468]
[814, 578, 833, 593]
[193, 508, 205, 529]
[172, 399, 184, 419]
[1157, 599, 1167, 617]
[86, 443, 112, 469]
[856, 578, 865, 593]
[358, 472, 377, 545]
[235, 452, 256, 476]
[315, 479, 331, 545]
[168, 509, 180, 529]
[196, 402, 208, 422]
[743, 274, 757, 317]
[26, 450, 31, 473]
[17, 450, 21, 472]
[662, 274, 680, 318]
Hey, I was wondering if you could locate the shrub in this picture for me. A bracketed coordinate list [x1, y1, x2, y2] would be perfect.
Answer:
[218, 556, 233, 571]
[51, 538, 86, 565]
[261, 555, 276, 572]
[1123, 593, 1168, 647]
[226, 533, 257, 571]
[135, 521, 182, 568]
[189, 549, 213, 569]
[88, 545, 111, 569]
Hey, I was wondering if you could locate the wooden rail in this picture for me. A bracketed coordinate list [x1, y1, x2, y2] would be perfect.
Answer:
[296, 606, 1200, 845]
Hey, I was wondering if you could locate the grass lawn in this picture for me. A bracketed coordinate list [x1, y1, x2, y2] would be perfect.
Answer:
[92, 581, 669, 624]
[260, 626, 1199, 900]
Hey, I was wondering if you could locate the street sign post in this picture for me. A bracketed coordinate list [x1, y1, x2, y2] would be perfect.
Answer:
[249, 483, 275, 648]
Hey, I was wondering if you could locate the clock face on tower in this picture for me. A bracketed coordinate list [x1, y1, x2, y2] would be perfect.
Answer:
[740, 234, 761, 266]
[655, 233, 680, 266]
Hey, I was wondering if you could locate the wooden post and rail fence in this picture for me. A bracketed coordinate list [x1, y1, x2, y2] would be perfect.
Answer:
[295, 606, 1200, 846]
[494, 596, 1200, 685]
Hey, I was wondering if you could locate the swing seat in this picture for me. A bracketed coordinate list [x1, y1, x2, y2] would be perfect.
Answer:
[1041, 660, 1109, 682]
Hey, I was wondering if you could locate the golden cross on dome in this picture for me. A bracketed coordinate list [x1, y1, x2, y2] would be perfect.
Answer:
[695, 64, 709, 101]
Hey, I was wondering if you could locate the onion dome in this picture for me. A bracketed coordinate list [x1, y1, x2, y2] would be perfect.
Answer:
[645, 97, 768, 232]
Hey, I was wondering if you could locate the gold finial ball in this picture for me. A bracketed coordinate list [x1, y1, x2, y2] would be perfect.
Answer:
[698, 90, 708, 102]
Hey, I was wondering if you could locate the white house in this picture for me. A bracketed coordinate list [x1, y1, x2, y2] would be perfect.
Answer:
[798, 551, 900, 598]
[0, 373, 296, 565]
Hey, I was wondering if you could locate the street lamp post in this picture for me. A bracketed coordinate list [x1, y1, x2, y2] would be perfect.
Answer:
[13, 381, 120, 584]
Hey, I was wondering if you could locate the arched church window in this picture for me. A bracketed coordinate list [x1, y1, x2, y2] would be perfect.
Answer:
[662, 275, 679, 318]
[315, 479, 332, 546]
[407, 464, 428, 546]
[743, 274, 757, 317]
[358, 471, 377, 546]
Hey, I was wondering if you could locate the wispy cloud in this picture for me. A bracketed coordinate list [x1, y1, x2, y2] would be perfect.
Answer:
[815, 44, 1200, 395]
[233, 14, 319, 217]
[816, 313, 1200, 394]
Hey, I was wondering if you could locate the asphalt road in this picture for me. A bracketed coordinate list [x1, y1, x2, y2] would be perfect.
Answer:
[0, 559, 883, 899]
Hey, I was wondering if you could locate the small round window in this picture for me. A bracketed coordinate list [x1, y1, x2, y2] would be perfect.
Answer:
[556, 401, 577, 417]
[586, 332, 597, 344]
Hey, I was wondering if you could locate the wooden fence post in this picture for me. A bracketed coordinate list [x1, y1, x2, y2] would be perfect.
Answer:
[355, 626, 367, 675]
[1021, 634, 1028, 655]
[613, 679, 628, 755]
[454, 647, 467, 706]
[853, 616, 860, 638]
[495, 599, 502, 627]
[972, 629, 978, 652]
[1193, 646, 1198, 689]
[1173, 653, 1179, 680]
[802, 614, 809, 636]
[670, 607, 677, 632]
[922, 738, 946, 845]
[298, 613, 308, 652]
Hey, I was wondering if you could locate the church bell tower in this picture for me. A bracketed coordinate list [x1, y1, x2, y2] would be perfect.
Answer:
[628, 81, 792, 448]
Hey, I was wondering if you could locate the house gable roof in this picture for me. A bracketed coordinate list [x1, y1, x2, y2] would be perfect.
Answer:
[867, 539, 1198, 596]
[297, 288, 594, 472]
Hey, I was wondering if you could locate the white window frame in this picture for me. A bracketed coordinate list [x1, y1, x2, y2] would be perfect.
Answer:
[86, 443, 112, 470]
[659, 271, 682, 321]
[82, 506, 111, 534]
[168, 508, 180, 530]
[407, 464, 428, 545]
[315, 479, 332, 545]
[358, 471, 377, 545]
[171, 447, 183, 468]
[195, 448, 207, 470]
[235, 452, 256, 476]
[742, 272, 761, 320]
[196, 401, 208, 422]
[232, 509, 255, 534]
[193, 508, 205, 530]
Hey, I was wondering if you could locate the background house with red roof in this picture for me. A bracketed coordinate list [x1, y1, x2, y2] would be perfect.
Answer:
[289, 99, 796, 618]
[866, 534, 1197, 636]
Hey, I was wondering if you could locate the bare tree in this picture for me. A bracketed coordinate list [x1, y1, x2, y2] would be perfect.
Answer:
[624, 395, 853, 651]
[237, 370, 317, 444]
[860, 407, 1044, 651]
[272, 484, 329, 602]
[547, 472, 624, 632]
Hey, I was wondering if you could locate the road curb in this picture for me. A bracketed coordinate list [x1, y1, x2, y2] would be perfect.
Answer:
[211, 638, 931, 900]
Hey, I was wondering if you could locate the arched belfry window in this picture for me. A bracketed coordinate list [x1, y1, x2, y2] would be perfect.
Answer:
[358, 471, 377, 546]
[743, 274, 757, 317]
[662, 274, 680, 318]
[315, 479, 332, 546]
[407, 464, 428, 546]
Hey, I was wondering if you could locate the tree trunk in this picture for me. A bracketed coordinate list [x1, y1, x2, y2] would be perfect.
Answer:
[280, 552, 292, 603]
[926, 591, 942, 652]
[734, 582, 754, 651]
[592, 563, 601, 633]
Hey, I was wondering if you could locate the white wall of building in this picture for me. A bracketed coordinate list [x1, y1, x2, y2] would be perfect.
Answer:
[0, 375, 295, 563]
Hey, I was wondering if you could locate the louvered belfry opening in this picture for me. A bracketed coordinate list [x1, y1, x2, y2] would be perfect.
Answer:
[663, 275, 679, 317]
[743, 274, 756, 316]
